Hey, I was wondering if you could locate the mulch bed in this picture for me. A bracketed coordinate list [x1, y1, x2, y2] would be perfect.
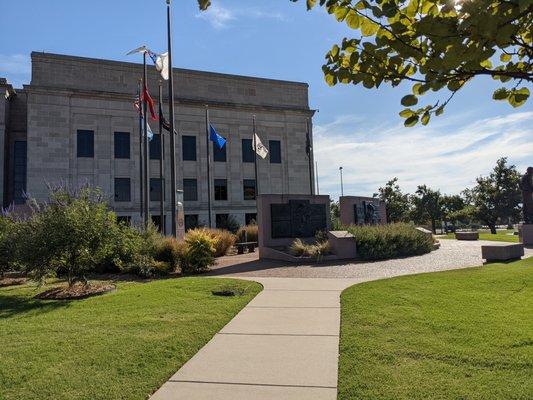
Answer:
[35, 282, 116, 300]
[0, 277, 28, 288]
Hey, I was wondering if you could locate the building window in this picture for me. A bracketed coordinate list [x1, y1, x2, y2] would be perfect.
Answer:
[243, 179, 256, 200]
[242, 138, 254, 163]
[183, 178, 198, 201]
[13, 141, 27, 205]
[150, 134, 161, 160]
[151, 215, 165, 231]
[117, 216, 131, 225]
[245, 213, 257, 225]
[185, 214, 199, 231]
[77, 130, 94, 158]
[269, 140, 281, 164]
[182, 135, 196, 161]
[150, 178, 162, 202]
[213, 142, 226, 162]
[114, 178, 131, 202]
[216, 214, 229, 229]
[114, 132, 130, 159]
[214, 179, 228, 201]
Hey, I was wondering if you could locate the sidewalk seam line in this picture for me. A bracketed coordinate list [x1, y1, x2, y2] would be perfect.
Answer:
[166, 380, 337, 390]
[218, 332, 339, 337]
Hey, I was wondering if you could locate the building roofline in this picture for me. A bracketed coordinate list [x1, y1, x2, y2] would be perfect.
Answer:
[30, 51, 309, 88]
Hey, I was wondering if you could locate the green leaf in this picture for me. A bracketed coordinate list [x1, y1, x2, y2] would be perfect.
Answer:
[399, 109, 414, 118]
[330, 44, 340, 58]
[447, 80, 462, 91]
[492, 88, 509, 101]
[404, 115, 419, 127]
[508, 87, 530, 108]
[500, 53, 512, 62]
[401, 94, 418, 107]
[345, 11, 360, 29]
[334, 6, 349, 21]
[421, 112, 430, 125]
[480, 59, 492, 69]
[435, 105, 444, 116]
[361, 18, 379, 36]
[325, 73, 337, 87]
[306, 0, 317, 10]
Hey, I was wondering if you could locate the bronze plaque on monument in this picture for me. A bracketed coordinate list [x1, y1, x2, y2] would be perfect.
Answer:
[271, 200, 327, 238]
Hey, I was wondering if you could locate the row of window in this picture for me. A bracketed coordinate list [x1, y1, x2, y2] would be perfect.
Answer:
[117, 213, 257, 232]
[78, 130, 282, 164]
[114, 177, 256, 202]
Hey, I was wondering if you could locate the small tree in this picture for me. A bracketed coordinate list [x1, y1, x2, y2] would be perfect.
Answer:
[410, 185, 442, 233]
[468, 158, 521, 234]
[441, 194, 466, 232]
[330, 199, 341, 228]
[375, 177, 410, 222]
[19, 185, 119, 286]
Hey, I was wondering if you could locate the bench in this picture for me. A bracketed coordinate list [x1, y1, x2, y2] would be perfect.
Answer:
[236, 242, 257, 254]
[481, 243, 524, 262]
[456, 231, 479, 241]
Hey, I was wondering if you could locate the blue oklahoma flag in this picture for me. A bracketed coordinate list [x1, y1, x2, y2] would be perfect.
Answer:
[209, 124, 226, 149]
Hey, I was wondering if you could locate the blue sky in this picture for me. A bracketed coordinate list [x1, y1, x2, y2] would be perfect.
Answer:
[1, 0, 531, 199]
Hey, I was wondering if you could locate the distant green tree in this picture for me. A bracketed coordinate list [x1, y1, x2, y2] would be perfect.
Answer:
[198, 0, 532, 126]
[441, 194, 466, 231]
[467, 157, 521, 234]
[330, 200, 341, 228]
[375, 177, 410, 222]
[410, 185, 442, 233]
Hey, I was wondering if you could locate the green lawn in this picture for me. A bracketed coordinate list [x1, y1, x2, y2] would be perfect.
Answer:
[339, 257, 533, 400]
[438, 229, 518, 243]
[0, 278, 261, 400]
[440, 229, 519, 243]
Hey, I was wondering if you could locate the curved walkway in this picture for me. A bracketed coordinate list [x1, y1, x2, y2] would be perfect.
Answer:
[151, 241, 532, 400]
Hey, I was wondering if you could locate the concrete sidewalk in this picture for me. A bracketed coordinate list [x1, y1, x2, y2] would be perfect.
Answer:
[150, 277, 359, 400]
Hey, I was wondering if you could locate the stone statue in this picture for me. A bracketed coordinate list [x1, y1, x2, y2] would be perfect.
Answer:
[520, 167, 533, 224]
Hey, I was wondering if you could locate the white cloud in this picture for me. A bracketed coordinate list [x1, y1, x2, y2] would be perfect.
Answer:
[196, 2, 287, 29]
[314, 111, 533, 199]
[0, 54, 31, 88]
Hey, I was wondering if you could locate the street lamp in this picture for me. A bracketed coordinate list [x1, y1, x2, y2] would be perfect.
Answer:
[339, 166, 344, 197]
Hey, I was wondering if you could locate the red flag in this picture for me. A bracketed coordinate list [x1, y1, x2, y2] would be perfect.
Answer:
[142, 84, 157, 121]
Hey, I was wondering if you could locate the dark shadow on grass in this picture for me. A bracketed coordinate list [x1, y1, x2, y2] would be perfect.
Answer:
[0, 292, 71, 319]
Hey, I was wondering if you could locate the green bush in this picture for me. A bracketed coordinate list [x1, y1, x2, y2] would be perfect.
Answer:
[153, 236, 187, 270]
[190, 228, 236, 257]
[236, 224, 258, 242]
[290, 238, 332, 261]
[347, 223, 433, 261]
[181, 229, 216, 274]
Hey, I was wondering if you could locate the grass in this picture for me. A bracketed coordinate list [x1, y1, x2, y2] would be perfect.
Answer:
[338, 257, 533, 400]
[0, 277, 261, 400]
[440, 229, 519, 243]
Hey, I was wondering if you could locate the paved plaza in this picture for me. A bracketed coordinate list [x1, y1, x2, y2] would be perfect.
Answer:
[151, 241, 532, 399]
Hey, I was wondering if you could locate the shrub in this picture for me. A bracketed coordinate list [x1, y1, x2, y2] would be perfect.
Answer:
[0, 215, 20, 277]
[153, 236, 187, 271]
[347, 223, 433, 261]
[290, 238, 332, 260]
[189, 228, 236, 257]
[181, 229, 216, 274]
[14, 186, 120, 286]
[216, 214, 240, 233]
[236, 224, 258, 243]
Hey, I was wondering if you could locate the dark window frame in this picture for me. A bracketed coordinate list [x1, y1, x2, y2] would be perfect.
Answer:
[213, 142, 227, 162]
[214, 179, 228, 201]
[149, 134, 161, 160]
[242, 138, 254, 163]
[243, 179, 256, 200]
[114, 178, 131, 202]
[150, 178, 162, 202]
[77, 129, 94, 158]
[13, 141, 27, 205]
[182, 135, 197, 161]
[183, 178, 198, 202]
[185, 214, 199, 231]
[269, 140, 281, 164]
[114, 131, 130, 159]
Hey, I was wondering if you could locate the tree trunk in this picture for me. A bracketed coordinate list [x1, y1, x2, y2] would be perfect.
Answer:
[431, 218, 436, 234]
[489, 224, 497, 234]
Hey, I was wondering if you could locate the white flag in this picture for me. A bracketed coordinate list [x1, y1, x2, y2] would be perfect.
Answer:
[254, 134, 268, 159]
[155, 52, 169, 80]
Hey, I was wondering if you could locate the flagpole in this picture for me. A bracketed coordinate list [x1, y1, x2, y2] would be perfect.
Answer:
[166, 0, 178, 237]
[143, 52, 150, 227]
[138, 80, 144, 219]
[315, 161, 320, 195]
[306, 117, 313, 195]
[205, 105, 212, 228]
[158, 82, 165, 234]
[252, 115, 259, 201]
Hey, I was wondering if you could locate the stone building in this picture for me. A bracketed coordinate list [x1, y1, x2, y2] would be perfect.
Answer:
[0, 52, 315, 231]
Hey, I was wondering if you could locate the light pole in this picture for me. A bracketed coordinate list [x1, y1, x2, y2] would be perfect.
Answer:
[339, 166, 344, 197]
